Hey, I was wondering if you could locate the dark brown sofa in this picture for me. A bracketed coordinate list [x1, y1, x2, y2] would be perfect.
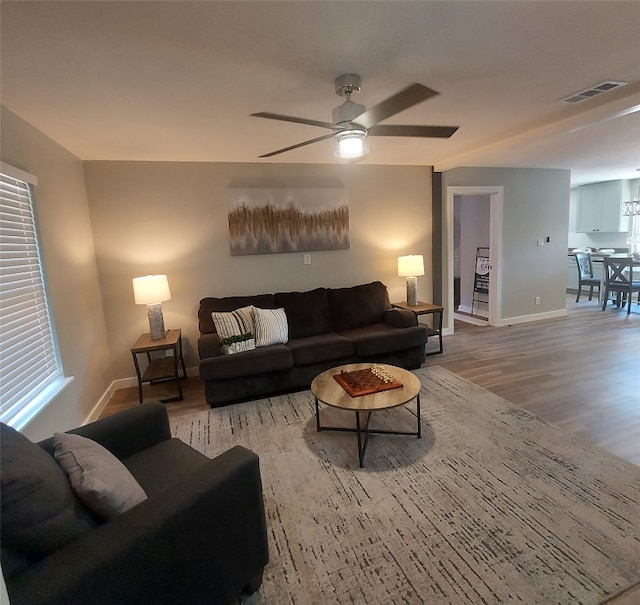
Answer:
[198, 281, 428, 407]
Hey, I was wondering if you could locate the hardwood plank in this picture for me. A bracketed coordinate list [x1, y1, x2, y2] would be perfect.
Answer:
[101, 295, 640, 465]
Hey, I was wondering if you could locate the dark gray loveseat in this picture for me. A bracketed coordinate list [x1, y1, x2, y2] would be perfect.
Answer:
[1, 403, 269, 605]
[198, 281, 427, 407]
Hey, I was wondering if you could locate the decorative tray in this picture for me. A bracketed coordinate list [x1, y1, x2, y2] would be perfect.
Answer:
[333, 365, 403, 397]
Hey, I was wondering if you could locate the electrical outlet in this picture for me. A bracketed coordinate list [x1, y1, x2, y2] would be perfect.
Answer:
[535, 296, 541, 305]
[303, 253, 311, 265]
[537, 239, 544, 247]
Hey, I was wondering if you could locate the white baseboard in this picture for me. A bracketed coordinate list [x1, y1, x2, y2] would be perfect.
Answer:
[454, 306, 567, 328]
[84, 365, 200, 425]
[457, 304, 488, 318]
[84, 381, 120, 424]
[454, 312, 489, 326]
[495, 308, 568, 326]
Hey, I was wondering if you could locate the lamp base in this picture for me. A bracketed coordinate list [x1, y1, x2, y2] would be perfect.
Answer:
[147, 303, 166, 340]
[406, 276, 418, 307]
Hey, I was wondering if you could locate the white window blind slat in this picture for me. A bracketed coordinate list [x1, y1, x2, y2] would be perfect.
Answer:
[0, 370, 58, 417]
[1, 306, 50, 333]
[1, 326, 54, 362]
[2, 356, 55, 400]
[0, 169, 69, 427]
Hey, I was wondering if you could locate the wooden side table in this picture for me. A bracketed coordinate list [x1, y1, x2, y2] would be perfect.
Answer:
[392, 301, 444, 355]
[131, 328, 187, 404]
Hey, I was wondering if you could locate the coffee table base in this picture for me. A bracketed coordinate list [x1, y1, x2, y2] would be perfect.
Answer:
[314, 395, 421, 468]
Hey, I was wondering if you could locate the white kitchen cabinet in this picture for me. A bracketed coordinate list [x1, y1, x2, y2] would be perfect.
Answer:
[576, 180, 630, 233]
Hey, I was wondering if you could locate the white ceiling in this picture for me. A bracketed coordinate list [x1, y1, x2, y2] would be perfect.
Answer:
[2, 1, 639, 187]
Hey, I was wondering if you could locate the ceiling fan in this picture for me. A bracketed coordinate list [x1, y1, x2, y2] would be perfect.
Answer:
[251, 74, 459, 160]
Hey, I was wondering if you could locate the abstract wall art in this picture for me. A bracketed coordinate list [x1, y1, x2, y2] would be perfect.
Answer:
[227, 187, 349, 256]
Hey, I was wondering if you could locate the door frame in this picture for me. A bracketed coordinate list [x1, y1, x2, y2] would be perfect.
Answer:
[444, 186, 503, 333]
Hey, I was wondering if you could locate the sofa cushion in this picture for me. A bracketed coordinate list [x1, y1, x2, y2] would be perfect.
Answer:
[199, 294, 276, 335]
[123, 439, 209, 497]
[287, 333, 355, 366]
[199, 344, 293, 381]
[383, 308, 418, 328]
[339, 323, 427, 358]
[53, 432, 147, 521]
[0, 423, 97, 558]
[328, 281, 391, 332]
[254, 307, 289, 346]
[274, 288, 333, 338]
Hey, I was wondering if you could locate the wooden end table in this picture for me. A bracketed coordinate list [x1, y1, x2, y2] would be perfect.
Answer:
[392, 301, 444, 355]
[131, 328, 187, 404]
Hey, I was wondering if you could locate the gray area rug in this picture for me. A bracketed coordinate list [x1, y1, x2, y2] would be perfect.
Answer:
[171, 366, 640, 605]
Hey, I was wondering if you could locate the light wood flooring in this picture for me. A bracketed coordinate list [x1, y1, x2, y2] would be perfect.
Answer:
[102, 294, 640, 465]
[101, 295, 640, 604]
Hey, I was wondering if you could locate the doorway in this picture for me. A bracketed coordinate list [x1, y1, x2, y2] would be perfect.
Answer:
[454, 194, 490, 322]
[445, 186, 503, 334]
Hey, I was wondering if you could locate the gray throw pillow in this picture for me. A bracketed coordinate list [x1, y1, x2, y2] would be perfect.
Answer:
[53, 432, 147, 521]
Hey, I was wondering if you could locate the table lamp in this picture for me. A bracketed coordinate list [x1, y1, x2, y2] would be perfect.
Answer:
[398, 255, 424, 306]
[133, 275, 171, 340]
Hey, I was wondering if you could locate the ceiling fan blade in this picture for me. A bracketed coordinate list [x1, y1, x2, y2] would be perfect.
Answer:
[258, 133, 336, 158]
[356, 83, 440, 129]
[368, 124, 459, 138]
[251, 112, 339, 130]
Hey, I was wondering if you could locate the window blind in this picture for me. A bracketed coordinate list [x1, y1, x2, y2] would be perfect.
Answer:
[0, 168, 68, 428]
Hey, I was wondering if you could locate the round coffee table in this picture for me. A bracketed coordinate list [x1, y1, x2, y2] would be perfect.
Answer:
[311, 363, 422, 468]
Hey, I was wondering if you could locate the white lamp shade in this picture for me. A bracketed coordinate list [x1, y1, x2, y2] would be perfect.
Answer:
[133, 275, 171, 305]
[397, 255, 425, 277]
[334, 128, 368, 159]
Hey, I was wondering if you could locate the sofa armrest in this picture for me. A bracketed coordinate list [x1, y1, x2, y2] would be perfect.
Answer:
[37, 403, 171, 460]
[199, 333, 222, 359]
[7, 446, 269, 605]
[383, 308, 418, 328]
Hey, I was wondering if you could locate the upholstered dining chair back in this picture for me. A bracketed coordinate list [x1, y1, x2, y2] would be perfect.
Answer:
[601, 256, 640, 315]
[574, 252, 600, 303]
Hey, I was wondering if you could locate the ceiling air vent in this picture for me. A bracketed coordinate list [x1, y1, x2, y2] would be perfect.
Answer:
[563, 81, 628, 103]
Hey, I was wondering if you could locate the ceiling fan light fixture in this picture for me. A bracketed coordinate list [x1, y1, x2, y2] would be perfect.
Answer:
[252, 76, 457, 159]
[334, 128, 368, 159]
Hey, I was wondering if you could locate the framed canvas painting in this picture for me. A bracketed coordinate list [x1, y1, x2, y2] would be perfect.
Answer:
[228, 187, 349, 256]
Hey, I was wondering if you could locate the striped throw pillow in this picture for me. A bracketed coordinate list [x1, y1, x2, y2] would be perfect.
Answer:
[253, 307, 288, 347]
[211, 306, 256, 354]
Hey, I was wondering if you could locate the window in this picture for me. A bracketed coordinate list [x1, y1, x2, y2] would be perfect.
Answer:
[0, 163, 71, 429]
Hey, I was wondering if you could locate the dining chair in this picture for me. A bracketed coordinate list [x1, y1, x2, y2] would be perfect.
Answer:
[574, 252, 600, 302]
[601, 256, 640, 315]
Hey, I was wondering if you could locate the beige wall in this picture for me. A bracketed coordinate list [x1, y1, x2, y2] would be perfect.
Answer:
[83, 162, 433, 380]
[1, 107, 112, 440]
[443, 167, 571, 321]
